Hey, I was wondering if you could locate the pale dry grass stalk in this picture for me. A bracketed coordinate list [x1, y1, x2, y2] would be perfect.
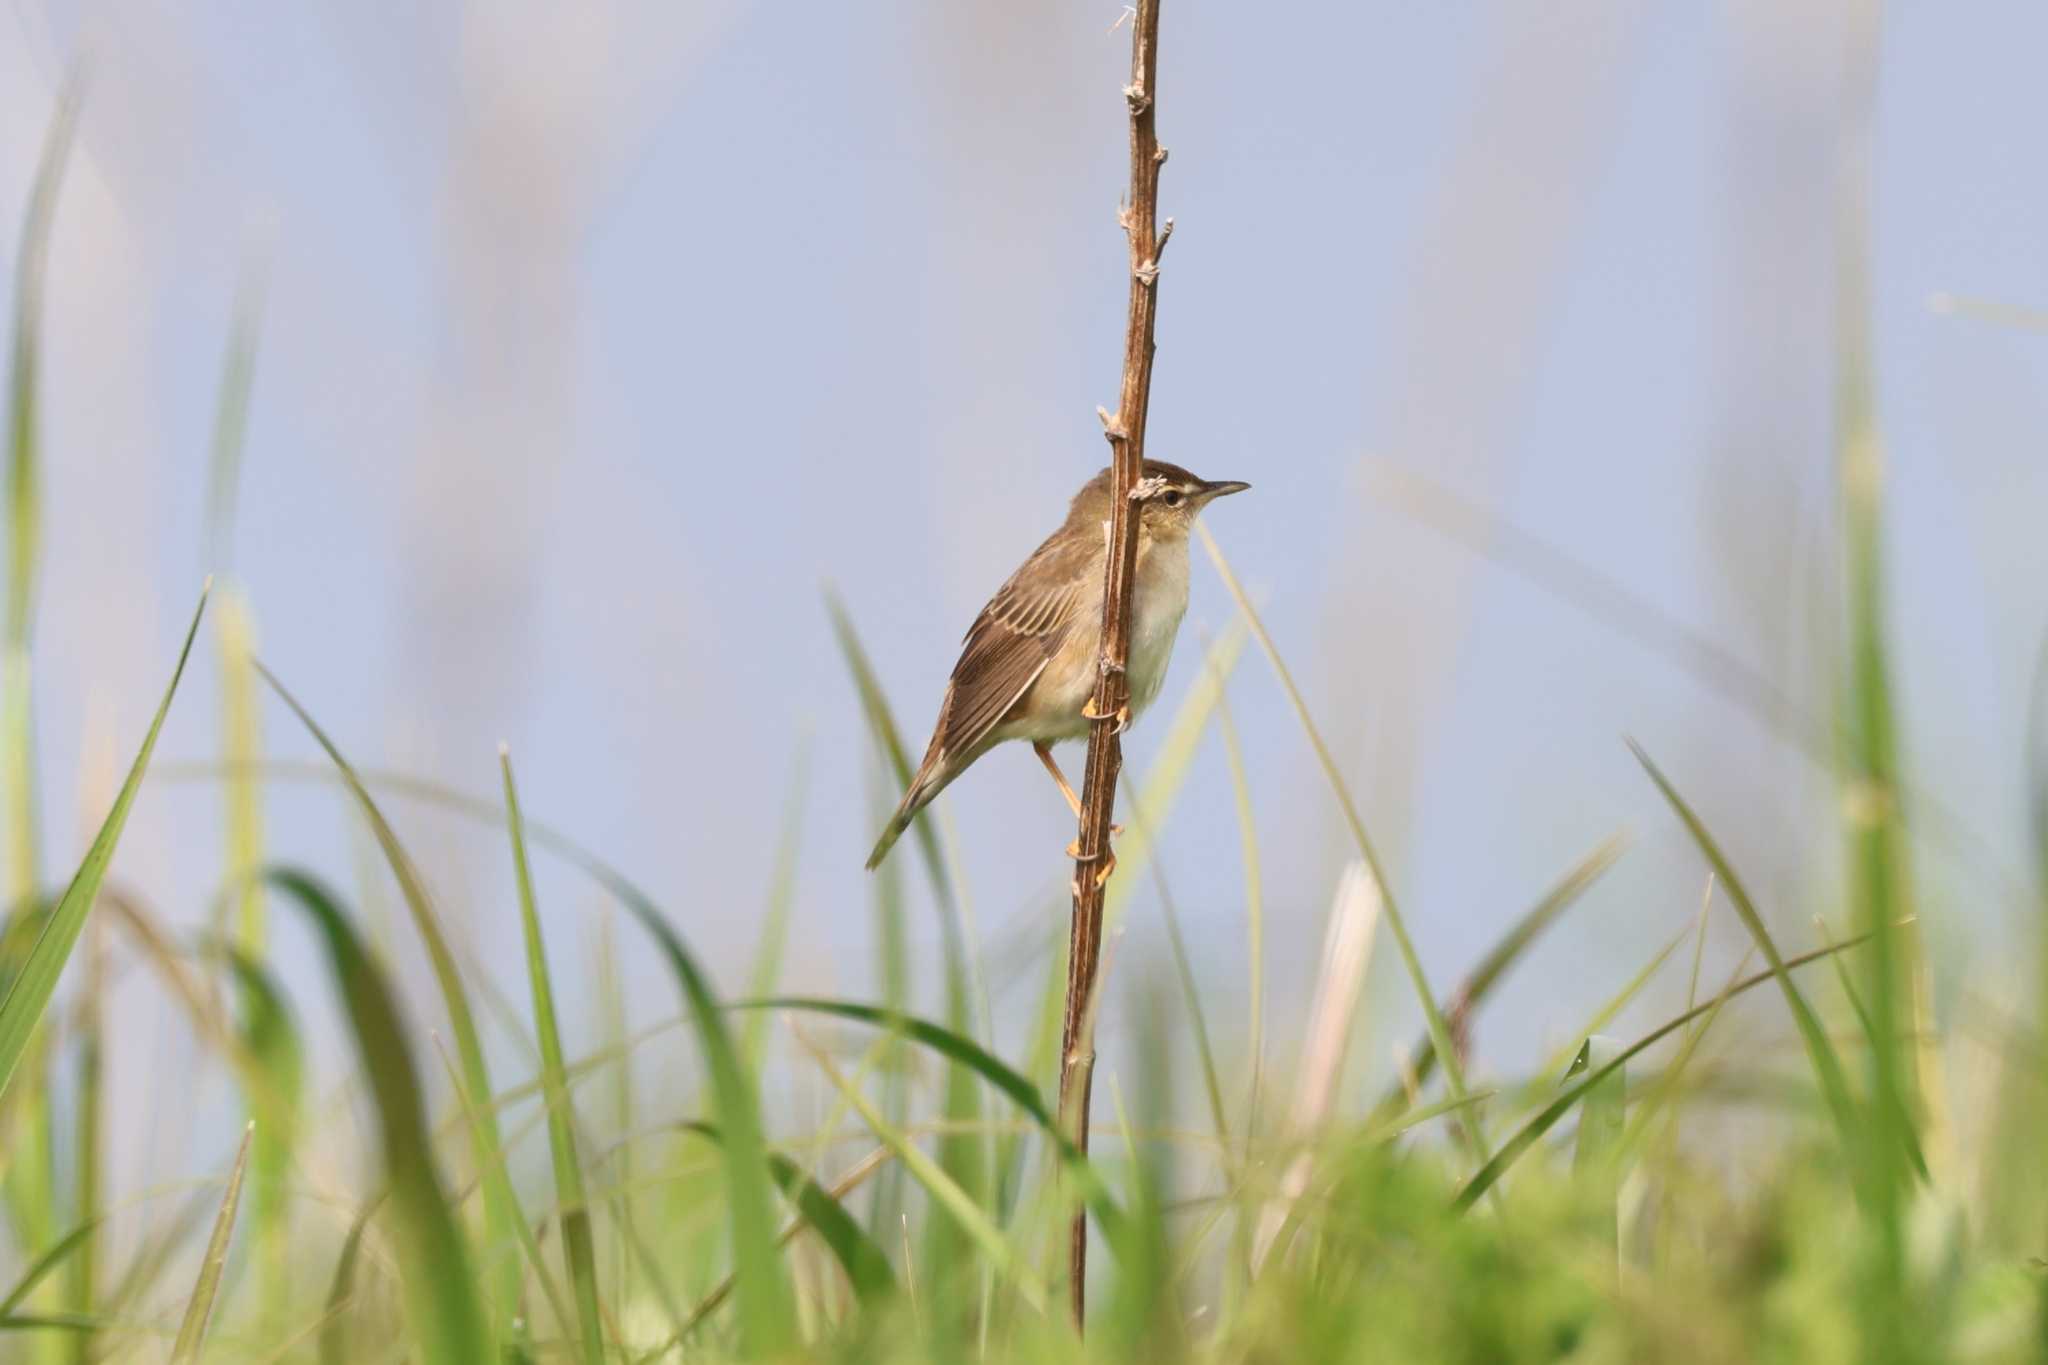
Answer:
[1250, 862, 1380, 1273]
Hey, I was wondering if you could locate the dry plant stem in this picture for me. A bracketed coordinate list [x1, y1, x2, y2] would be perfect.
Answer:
[1058, 0, 1168, 1330]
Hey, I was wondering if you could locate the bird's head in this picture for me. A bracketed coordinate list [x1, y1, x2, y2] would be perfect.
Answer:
[1066, 459, 1249, 542]
[1130, 460, 1250, 542]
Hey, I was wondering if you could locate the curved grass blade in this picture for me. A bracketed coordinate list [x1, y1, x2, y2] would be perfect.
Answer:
[1198, 526, 1480, 1155]
[1103, 623, 1248, 932]
[0, 1217, 103, 1317]
[581, 869, 795, 1356]
[827, 596, 988, 1278]
[825, 591, 956, 915]
[318, 1203, 374, 1365]
[168, 1122, 254, 1364]
[737, 996, 1126, 1239]
[1130, 784, 1229, 1159]
[214, 942, 303, 1281]
[95, 893, 303, 1172]
[1627, 741, 1862, 1175]
[268, 868, 488, 1364]
[1368, 833, 1625, 1125]
[789, 1026, 1047, 1315]
[656, 1144, 890, 1356]
[0, 583, 207, 1099]
[1453, 928, 1878, 1210]
[257, 664, 521, 1341]
[1814, 916, 1930, 1182]
[675, 1121, 895, 1307]
[502, 749, 605, 1365]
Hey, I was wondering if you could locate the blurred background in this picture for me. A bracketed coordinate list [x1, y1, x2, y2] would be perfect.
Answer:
[4, 0, 2047, 1216]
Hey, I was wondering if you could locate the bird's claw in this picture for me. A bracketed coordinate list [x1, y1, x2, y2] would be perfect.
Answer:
[1066, 840, 1119, 889]
[1080, 697, 1133, 733]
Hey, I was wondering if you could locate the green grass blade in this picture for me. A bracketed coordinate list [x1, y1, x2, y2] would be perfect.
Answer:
[318, 1202, 374, 1365]
[1627, 741, 1863, 1173]
[0, 902, 56, 1344]
[667, 1145, 895, 1349]
[203, 268, 263, 578]
[1453, 929, 1877, 1210]
[1834, 49, 1921, 1291]
[826, 590, 957, 914]
[738, 996, 1126, 1239]
[168, 1122, 254, 1364]
[5, 70, 82, 915]
[1123, 782, 1229, 1158]
[1368, 833, 1625, 1125]
[0, 1218, 103, 1317]
[1815, 917, 1930, 1182]
[1210, 664, 1265, 1135]
[1567, 1037, 1624, 1264]
[740, 739, 811, 1068]
[1198, 526, 1480, 1155]
[994, 909, 1068, 1224]
[1533, 914, 1693, 1090]
[1103, 624, 1248, 932]
[267, 868, 488, 1364]
[215, 589, 267, 951]
[502, 749, 605, 1365]
[675, 1121, 897, 1306]
[257, 664, 521, 1342]
[577, 868, 795, 1356]
[65, 917, 102, 1365]
[0, 584, 207, 1098]
[419, 1031, 567, 1355]
[826, 599, 990, 1279]
[213, 942, 301, 1293]
[791, 1028, 1047, 1315]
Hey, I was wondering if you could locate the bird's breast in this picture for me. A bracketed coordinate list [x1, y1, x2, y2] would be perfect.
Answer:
[1126, 541, 1190, 718]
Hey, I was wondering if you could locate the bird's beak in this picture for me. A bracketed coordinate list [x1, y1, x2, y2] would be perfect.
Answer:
[1199, 479, 1251, 500]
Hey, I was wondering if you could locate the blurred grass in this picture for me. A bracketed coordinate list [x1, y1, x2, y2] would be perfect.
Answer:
[0, 546, 2022, 1361]
[0, 41, 2044, 1365]
[4, 82, 79, 1365]
[0, 584, 2036, 1362]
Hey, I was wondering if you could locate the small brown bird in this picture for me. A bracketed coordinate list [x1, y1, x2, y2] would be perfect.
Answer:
[866, 460, 1248, 870]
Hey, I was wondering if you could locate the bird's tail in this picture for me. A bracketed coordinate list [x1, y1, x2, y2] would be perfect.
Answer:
[864, 805, 917, 871]
[865, 758, 947, 870]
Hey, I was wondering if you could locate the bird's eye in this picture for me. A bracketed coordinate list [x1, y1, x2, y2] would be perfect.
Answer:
[1163, 489, 1185, 507]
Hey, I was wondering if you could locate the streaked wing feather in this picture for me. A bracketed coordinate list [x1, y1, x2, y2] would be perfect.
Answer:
[935, 532, 1095, 761]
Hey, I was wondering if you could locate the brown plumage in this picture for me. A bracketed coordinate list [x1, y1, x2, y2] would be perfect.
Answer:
[866, 459, 1248, 869]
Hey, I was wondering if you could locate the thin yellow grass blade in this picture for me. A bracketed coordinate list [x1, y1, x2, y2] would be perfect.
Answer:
[168, 1122, 254, 1364]
[1198, 525, 1480, 1155]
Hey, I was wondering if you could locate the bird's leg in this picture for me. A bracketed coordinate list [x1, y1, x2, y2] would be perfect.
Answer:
[1039, 742, 1122, 848]
[1034, 741, 1083, 820]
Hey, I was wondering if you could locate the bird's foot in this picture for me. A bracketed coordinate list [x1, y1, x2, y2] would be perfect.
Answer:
[1063, 827, 1121, 860]
[1080, 697, 1133, 733]
[1065, 840, 1119, 889]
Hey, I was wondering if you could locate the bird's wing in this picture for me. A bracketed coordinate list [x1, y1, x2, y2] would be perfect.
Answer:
[931, 530, 1097, 765]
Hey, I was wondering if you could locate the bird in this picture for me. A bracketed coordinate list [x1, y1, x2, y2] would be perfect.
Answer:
[865, 459, 1249, 872]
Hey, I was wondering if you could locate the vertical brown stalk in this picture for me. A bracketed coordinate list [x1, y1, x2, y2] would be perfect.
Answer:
[1056, 0, 1169, 1329]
